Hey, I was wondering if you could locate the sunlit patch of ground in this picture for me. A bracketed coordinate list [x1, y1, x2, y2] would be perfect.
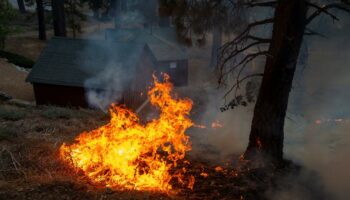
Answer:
[0, 59, 34, 101]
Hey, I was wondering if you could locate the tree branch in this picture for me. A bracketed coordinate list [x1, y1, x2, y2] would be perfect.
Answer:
[218, 51, 269, 86]
[223, 73, 264, 98]
[306, 2, 350, 24]
[244, 1, 277, 8]
[304, 28, 327, 38]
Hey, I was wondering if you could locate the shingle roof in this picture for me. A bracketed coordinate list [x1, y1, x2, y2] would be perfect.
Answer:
[105, 28, 187, 61]
[26, 37, 149, 88]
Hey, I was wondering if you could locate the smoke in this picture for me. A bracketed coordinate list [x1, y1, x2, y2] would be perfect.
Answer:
[188, 87, 253, 161]
[84, 63, 129, 112]
[76, 3, 350, 198]
[187, 10, 350, 200]
[80, 4, 159, 111]
[79, 40, 142, 112]
[116, 11, 145, 28]
[274, 14, 350, 200]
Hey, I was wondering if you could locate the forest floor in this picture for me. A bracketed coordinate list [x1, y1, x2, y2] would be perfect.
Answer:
[0, 101, 329, 200]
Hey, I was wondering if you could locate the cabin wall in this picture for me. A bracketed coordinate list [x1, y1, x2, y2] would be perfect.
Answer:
[125, 48, 156, 110]
[157, 59, 188, 86]
[33, 83, 147, 110]
[33, 83, 88, 107]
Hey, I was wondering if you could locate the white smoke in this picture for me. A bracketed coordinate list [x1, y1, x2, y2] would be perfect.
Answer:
[84, 62, 130, 112]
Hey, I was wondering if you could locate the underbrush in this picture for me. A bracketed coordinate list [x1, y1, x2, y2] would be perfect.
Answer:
[0, 50, 35, 69]
[0, 127, 17, 141]
[0, 107, 26, 121]
[40, 106, 75, 119]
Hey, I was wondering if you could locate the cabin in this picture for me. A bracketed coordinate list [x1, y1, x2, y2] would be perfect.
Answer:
[105, 27, 189, 86]
[26, 37, 157, 108]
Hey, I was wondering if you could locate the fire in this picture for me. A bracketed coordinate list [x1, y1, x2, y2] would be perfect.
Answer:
[214, 166, 223, 172]
[200, 172, 209, 178]
[314, 118, 348, 125]
[59, 74, 194, 192]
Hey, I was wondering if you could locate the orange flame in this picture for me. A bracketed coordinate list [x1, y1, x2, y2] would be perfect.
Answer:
[59, 74, 194, 192]
[214, 166, 223, 172]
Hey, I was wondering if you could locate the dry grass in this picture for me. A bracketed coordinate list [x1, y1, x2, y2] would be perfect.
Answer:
[0, 107, 25, 121]
[0, 101, 325, 200]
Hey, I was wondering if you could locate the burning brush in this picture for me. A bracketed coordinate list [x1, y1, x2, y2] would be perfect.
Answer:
[59, 74, 195, 193]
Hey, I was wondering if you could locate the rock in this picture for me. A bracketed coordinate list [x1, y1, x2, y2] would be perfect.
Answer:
[0, 91, 12, 101]
[8, 99, 35, 107]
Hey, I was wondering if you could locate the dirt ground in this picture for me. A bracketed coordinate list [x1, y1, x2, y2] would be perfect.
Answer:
[0, 59, 34, 101]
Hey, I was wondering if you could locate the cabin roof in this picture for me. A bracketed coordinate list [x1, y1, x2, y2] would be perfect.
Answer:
[105, 28, 187, 61]
[26, 37, 152, 88]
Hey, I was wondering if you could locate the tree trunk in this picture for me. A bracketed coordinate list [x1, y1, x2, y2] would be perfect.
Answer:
[17, 0, 26, 13]
[93, 9, 100, 19]
[0, 37, 5, 50]
[210, 26, 222, 69]
[36, 0, 46, 40]
[52, 0, 67, 37]
[109, 0, 117, 18]
[120, 0, 127, 12]
[244, 0, 308, 161]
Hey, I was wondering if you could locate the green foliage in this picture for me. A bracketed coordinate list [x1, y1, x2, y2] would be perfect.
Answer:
[41, 106, 73, 119]
[0, 107, 26, 121]
[0, 0, 19, 50]
[0, 50, 35, 68]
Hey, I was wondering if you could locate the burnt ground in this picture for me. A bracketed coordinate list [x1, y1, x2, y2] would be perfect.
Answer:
[0, 101, 331, 200]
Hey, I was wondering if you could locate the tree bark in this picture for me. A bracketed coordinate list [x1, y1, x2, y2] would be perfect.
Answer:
[120, 0, 127, 11]
[36, 0, 46, 40]
[17, 0, 26, 13]
[210, 26, 222, 69]
[244, 0, 308, 161]
[109, 0, 117, 18]
[52, 0, 67, 37]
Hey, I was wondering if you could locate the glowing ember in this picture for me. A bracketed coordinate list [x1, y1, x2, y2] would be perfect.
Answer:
[314, 118, 348, 125]
[211, 120, 223, 128]
[59, 74, 194, 192]
[214, 166, 223, 172]
[256, 138, 262, 149]
[194, 124, 206, 129]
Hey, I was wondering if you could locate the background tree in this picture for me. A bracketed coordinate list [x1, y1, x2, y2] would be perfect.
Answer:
[65, 0, 86, 37]
[24, 0, 50, 40]
[159, 0, 247, 69]
[0, 0, 18, 50]
[36, 0, 46, 40]
[17, 0, 26, 13]
[133, 0, 158, 29]
[162, 0, 350, 163]
[52, 0, 67, 37]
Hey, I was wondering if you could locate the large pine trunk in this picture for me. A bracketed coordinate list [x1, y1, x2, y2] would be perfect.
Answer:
[52, 0, 67, 37]
[244, 0, 308, 161]
[36, 0, 46, 40]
